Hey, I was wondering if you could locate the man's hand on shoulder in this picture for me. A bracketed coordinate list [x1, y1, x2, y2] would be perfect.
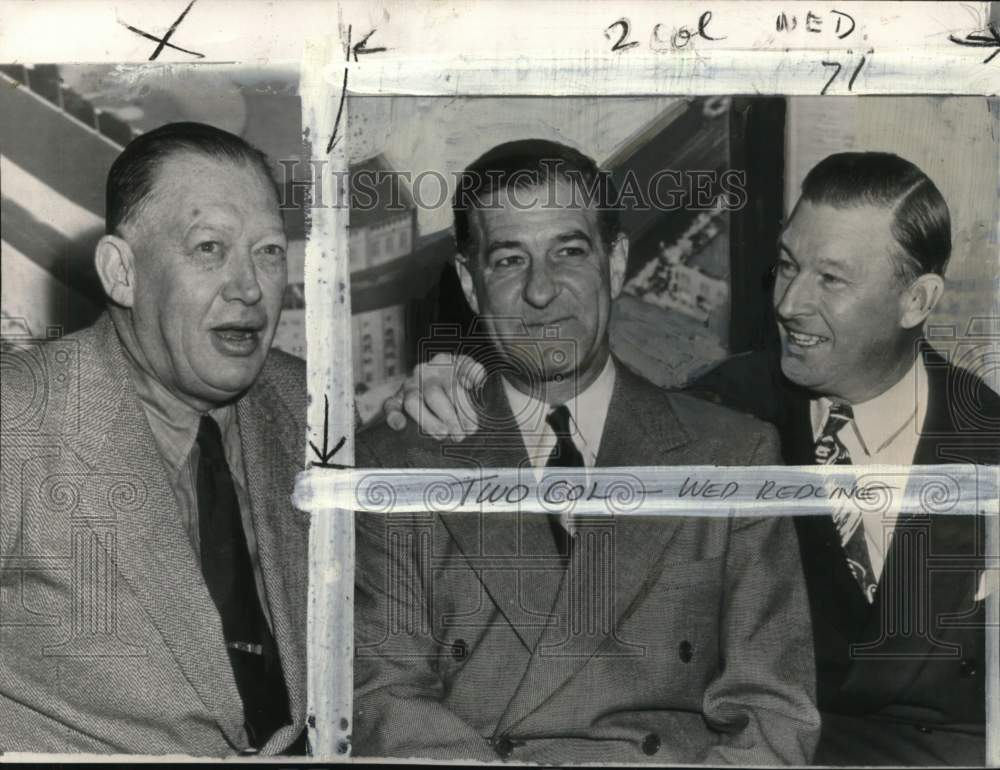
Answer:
[382, 352, 485, 441]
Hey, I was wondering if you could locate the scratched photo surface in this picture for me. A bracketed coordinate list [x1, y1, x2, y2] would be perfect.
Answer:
[348, 95, 999, 765]
[0, 63, 314, 757]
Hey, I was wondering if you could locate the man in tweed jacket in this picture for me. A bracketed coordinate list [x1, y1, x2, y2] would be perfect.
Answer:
[0, 123, 308, 756]
[353, 139, 819, 763]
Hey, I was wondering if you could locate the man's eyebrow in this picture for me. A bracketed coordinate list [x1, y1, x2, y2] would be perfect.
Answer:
[776, 245, 856, 275]
[256, 225, 288, 240]
[183, 219, 286, 242]
[485, 239, 524, 255]
[555, 229, 593, 246]
[815, 255, 854, 273]
[183, 219, 236, 240]
[485, 229, 594, 255]
[184, 210, 237, 231]
[187, 220, 237, 230]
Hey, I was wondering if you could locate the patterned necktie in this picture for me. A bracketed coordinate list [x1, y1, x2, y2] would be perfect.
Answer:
[832, 508, 878, 603]
[196, 416, 291, 749]
[544, 404, 584, 560]
[815, 405, 878, 603]
[814, 402, 853, 465]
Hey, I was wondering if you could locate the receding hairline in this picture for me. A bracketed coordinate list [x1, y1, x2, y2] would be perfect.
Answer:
[117, 149, 279, 236]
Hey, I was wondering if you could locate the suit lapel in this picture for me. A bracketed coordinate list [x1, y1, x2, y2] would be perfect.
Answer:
[70, 318, 246, 746]
[495, 363, 688, 734]
[439, 509, 566, 656]
[794, 514, 872, 657]
[438, 373, 537, 469]
[594, 360, 689, 463]
[238, 378, 310, 745]
[780, 388, 815, 465]
[912, 343, 999, 464]
[437, 374, 566, 655]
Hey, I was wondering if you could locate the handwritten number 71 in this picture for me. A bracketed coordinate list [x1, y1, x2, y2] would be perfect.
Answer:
[821, 50, 870, 95]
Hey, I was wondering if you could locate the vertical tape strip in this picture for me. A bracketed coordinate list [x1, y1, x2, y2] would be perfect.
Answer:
[985, 83, 1000, 770]
[301, 32, 355, 758]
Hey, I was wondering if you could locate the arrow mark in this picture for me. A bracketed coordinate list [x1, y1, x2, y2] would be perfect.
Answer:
[310, 394, 351, 469]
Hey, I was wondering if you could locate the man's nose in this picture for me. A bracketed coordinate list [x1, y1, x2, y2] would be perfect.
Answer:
[223, 250, 263, 304]
[523, 259, 558, 308]
[774, 271, 814, 320]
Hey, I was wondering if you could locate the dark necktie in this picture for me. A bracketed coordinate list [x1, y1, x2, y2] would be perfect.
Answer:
[815, 404, 878, 603]
[196, 415, 292, 749]
[544, 405, 584, 560]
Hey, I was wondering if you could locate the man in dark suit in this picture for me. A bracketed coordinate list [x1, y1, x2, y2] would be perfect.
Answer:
[0, 123, 309, 755]
[353, 139, 820, 763]
[693, 152, 998, 766]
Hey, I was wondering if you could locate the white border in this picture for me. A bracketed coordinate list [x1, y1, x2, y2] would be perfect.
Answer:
[1, 0, 997, 764]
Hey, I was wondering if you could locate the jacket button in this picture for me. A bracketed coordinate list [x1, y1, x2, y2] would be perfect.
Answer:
[915, 724, 933, 734]
[451, 638, 468, 661]
[679, 640, 693, 663]
[642, 733, 661, 755]
[959, 658, 977, 678]
[494, 736, 514, 759]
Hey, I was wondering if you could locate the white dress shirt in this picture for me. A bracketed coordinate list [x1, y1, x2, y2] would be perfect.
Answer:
[811, 357, 928, 467]
[502, 355, 617, 482]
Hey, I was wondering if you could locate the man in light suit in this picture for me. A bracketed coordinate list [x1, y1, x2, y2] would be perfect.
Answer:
[0, 122, 309, 756]
[353, 139, 820, 763]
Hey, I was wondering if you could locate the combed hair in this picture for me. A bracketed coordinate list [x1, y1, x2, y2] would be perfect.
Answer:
[453, 139, 621, 260]
[800, 151, 951, 281]
[105, 121, 275, 235]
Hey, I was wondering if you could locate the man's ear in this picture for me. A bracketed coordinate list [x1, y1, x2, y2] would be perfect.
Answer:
[609, 234, 629, 299]
[899, 272, 944, 330]
[95, 235, 137, 308]
[454, 255, 479, 314]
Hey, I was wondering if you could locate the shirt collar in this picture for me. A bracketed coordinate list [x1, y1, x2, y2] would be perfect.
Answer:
[811, 356, 928, 457]
[121, 345, 237, 476]
[503, 355, 617, 464]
